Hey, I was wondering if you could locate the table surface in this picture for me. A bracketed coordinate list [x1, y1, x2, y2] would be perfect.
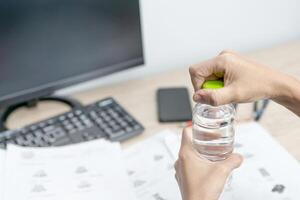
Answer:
[7, 40, 300, 161]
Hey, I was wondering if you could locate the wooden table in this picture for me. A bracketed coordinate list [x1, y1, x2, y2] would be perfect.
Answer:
[7, 40, 300, 160]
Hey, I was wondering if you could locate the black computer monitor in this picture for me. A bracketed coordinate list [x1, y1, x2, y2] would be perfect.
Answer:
[0, 0, 144, 107]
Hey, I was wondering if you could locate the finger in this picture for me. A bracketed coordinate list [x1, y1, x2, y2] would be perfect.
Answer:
[219, 49, 250, 61]
[219, 49, 237, 56]
[193, 86, 236, 106]
[220, 50, 257, 67]
[189, 58, 225, 91]
[190, 74, 219, 92]
[180, 127, 193, 150]
[221, 153, 243, 171]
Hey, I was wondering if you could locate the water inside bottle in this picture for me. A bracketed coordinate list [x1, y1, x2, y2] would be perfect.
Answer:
[192, 104, 235, 161]
[193, 125, 234, 161]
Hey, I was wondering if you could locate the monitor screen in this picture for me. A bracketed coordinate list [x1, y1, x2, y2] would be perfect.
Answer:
[0, 0, 144, 106]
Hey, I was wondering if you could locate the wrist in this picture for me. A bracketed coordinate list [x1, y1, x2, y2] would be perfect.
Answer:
[271, 73, 299, 106]
[267, 68, 289, 99]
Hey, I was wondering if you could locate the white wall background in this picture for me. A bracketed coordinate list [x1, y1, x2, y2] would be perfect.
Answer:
[59, 0, 300, 94]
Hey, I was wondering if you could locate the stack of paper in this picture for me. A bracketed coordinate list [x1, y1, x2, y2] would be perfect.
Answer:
[163, 123, 300, 200]
[0, 122, 299, 200]
[1, 139, 137, 200]
[124, 131, 181, 200]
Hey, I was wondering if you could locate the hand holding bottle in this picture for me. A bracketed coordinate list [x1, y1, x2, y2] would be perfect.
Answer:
[189, 50, 300, 116]
[174, 128, 243, 200]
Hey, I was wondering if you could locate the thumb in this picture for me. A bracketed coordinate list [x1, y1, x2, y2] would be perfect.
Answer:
[180, 127, 193, 150]
[193, 86, 235, 106]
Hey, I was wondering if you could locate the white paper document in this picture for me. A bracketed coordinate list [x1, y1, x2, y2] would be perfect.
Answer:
[1, 122, 299, 200]
[223, 123, 300, 200]
[124, 130, 182, 200]
[163, 122, 300, 200]
[4, 139, 137, 200]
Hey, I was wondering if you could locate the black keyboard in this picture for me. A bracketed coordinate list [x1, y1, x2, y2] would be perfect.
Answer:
[0, 98, 144, 149]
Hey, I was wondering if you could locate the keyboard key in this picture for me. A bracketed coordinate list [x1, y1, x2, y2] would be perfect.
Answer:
[98, 99, 112, 107]
[104, 127, 113, 134]
[68, 129, 77, 134]
[62, 120, 69, 124]
[103, 116, 111, 121]
[32, 130, 43, 136]
[43, 125, 55, 132]
[125, 127, 133, 132]
[69, 133, 84, 143]
[111, 130, 125, 136]
[71, 118, 80, 123]
[133, 125, 141, 130]
[20, 129, 28, 135]
[21, 140, 31, 146]
[111, 113, 119, 118]
[67, 113, 74, 118]
[53, 130, 65, 138]
[38, 122, 46, 128]
[52, 137, 72, 146]
[82, 119, 92, 125]
[95, 118, 103, 124]
[16, 137, 26, 145]
[25, 133, 35, 141]
[29, 125, 37, 131]
[101, 121, 109, 127]
[75, 110, 82, 115]
[64, 124, 74, 130]
[47, 119, 55, 125]
[59, 115, 66, 121]
[112, 125, 121, 132]
[47, 137, 57, 143]
[79, 115, 88, 120]
[74, 121, 83, 127]
[125, 116, 134, 122]
[33, 136, 47, 146]
[90, 111, 97, 118]
[120, 121, 128, 127]
[108, 121, 117, 127]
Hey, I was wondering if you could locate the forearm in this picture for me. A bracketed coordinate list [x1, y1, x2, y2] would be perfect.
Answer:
[272, 74, 300, 117]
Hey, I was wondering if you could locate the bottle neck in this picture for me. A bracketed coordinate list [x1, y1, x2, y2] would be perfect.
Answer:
[193, 103, 235, 129]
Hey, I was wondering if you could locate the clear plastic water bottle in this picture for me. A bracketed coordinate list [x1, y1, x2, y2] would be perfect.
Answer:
[192, 80, 236, 161]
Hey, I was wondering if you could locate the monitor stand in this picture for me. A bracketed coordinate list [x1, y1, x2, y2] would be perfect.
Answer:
[0, 96, 83, 131]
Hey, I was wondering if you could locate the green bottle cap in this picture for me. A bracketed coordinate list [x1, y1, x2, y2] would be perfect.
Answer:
[202, 80, 224, 89]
